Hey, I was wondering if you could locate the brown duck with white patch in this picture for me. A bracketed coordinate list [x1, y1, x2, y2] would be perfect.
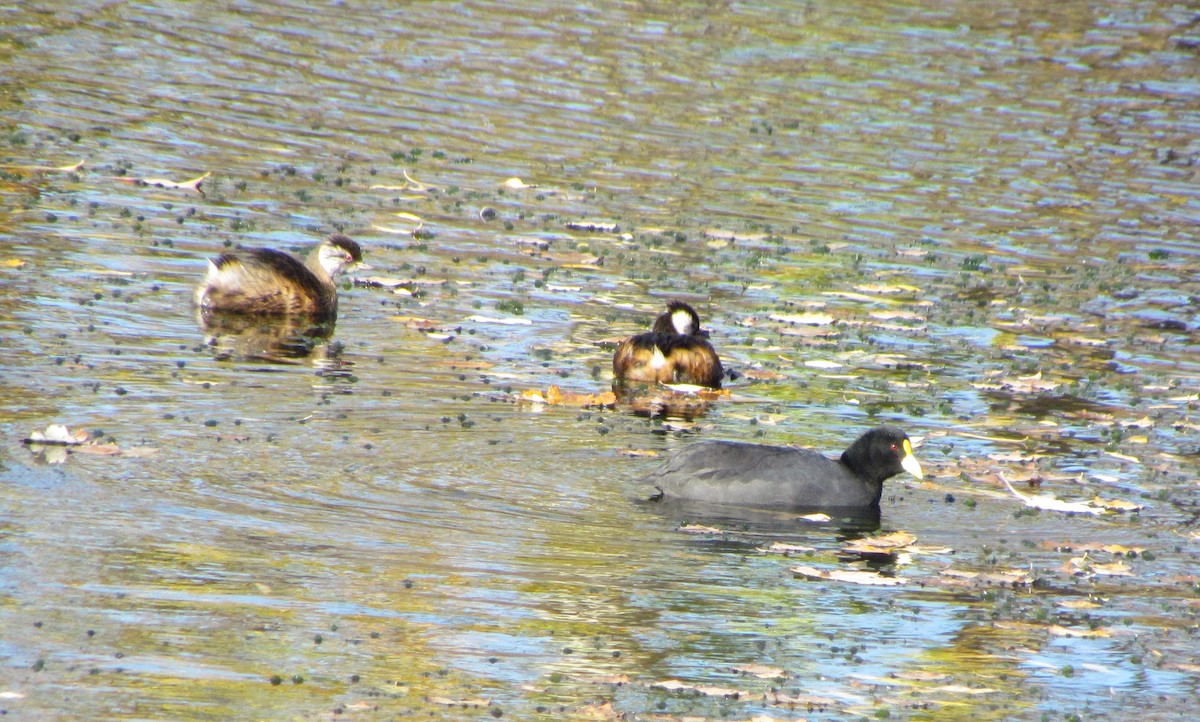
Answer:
[612, 300, 724, 389]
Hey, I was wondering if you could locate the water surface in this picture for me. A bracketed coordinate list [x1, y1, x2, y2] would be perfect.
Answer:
[2, 1, 1199, 719]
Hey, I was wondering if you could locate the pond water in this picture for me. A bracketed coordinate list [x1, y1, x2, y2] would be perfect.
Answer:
[2, 0, 1199, 719]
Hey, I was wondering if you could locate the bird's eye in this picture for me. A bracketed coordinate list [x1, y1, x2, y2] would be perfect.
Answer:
[890, 443, 898, 451]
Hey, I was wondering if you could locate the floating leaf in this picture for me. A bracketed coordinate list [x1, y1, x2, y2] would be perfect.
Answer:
[1104, 450, 1141, 463]
[742, 368, 787, 380]
[796, 513, 832, 523]
[939, 568, 1034, 586]
[1100, 543, 1145, 555]
[843, 531, 918, 556]
[759, 542, 816, 555]
[0, 159, 85, 172]
[932, 685, 998, 695]
[1049, 625, 1112, 638]
[24, 424, 89, 445]
[854, 283, 921, 294]
[389, 315, 442, 330]
[565, 219, 619, 232]
[1121, 416, 1155, 429]
[765, 691, 836, 706]
[2, 258, 27, 268]
[649, 679, 742, 697]
[1000, 473, 1101, 515]
[369, 169, 436, 192]
[118, 171, 210, 195]
[972, 371, 1063, 394]
[791, 565, 904, 586]
[804, 359, 843, 369]
[769, 312, 835, 326]
[371, 224, 425, 235]
[501, 177, 535, 189]
[72, 443, 122, 456]
[1090, 561, 1135, 576]
[1090, 497, 1143, 513]
[822, 291, 889, 303]
[521, 385, 616, 409]
[728, 664, 788, 679]
[466, 315, 533, 325]
[1059, 599, 1103, 610]
[428, 697, 491, 707]
[869, 310, 925, 321]
[677, 524, 723, 535]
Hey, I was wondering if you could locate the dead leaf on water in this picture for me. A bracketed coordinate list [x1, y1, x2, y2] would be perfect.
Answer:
[428, 696, 491, 707]
[939, 568, 1035, 586]
[822, 291, 892, 303]
[359, 275, 444, 289]
[843, 531, 918, 556]
[649, 679, 743, 697]
[769, 312, 836, 326]
[24, 424, 89, 445]
[565, 219, 619, 232]
[1100, 543, 1145, 555]
[1000, 473, 1101, 515]
[932, 684, 998, 695]
[804, 359, 843, 369]
[972, 370, 1064, 394]
[116, 171, 210, 195]
[521, 385, 616, 409]
[791, 565, 905, 586]
[501, 177, 535, 189]
[795, 513, 832, 523]
[390, 315, 444, 331]
[765, 691, 836, 706]
[1058, 599, 1103, 610]
[1121, 416, 1155, 428]
[575, 701, 622, 719]
[869, 310, 925, 321]
[467, 315, 533, 325]
[728, 664, 788, 678]
[759, 542, 816, 555]
[677, 524, 724, 535]
[3, 258, 27, 268]
[1090, 497, 1143, 513]
[854, 283, 921, 294]
[1048, 624, 1112, 638]
[742, 368, 788, 380]
[370, 169, 436, 192]
[0, 159, 85, 172]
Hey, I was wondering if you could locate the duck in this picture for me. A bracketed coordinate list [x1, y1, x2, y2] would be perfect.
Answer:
[612, 300, 724, 389]
[195, 234, 367, 319]
[642, 425, 923, 510]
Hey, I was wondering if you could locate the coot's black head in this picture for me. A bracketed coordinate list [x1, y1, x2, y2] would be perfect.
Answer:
[840, 426, 924, 486]
[651, 300, 703, 336]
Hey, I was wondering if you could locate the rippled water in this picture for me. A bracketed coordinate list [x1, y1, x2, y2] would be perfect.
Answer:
[2, 1, 1199, 719]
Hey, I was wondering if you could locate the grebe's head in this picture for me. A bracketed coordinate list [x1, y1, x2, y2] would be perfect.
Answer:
[316, 234, 369, 277]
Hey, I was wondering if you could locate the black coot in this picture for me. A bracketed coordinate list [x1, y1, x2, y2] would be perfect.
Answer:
[643, 425, 923, 510]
